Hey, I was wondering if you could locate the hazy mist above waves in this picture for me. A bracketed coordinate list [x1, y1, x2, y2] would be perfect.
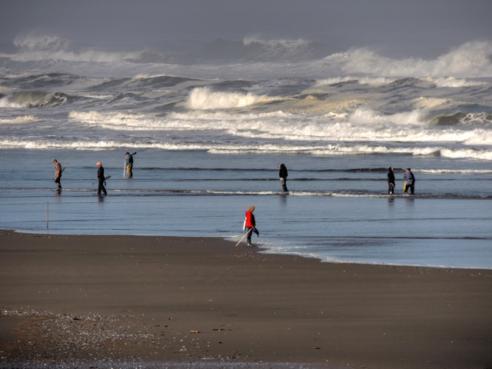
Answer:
[0, 0, 491, 58]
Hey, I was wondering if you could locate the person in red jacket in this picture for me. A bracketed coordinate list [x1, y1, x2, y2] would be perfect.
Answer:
[243, 206, 260, 246]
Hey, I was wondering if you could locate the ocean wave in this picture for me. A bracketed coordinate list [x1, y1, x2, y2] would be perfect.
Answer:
[414, 97, 450, 110]
[5, 33, 492, 79]
[348, 107, 425, 125]
[0, 115, 39, 124]
[431, 112, 492, 126]
[323, 41, 492, 78]
[186, 87, 276, 110]
[419, 169, 492, 174]
[0, 135, 491, 161]
[0, 91, 70, 108]
[315, 76, 395, 87]
[68, 111, 169, 130]
[14, 33, 70, 51]
[89, 74, 194, 91]
[425, 77, 487, 88]
[1, 72, 80, 89]
[67, 107, 492, 148]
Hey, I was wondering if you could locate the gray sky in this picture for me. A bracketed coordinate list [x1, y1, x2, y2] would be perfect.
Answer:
[1, 0, 491, 56]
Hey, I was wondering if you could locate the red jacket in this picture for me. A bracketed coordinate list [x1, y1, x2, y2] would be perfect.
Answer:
[245, 210, 256, 228]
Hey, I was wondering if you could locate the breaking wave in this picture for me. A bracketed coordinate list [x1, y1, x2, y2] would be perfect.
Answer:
[1, 34, 491, 163]
[186, 87, 276, 110]
[3, 33, 492, 79]
[13, 33, 70, 51]
[66, 106, 492, 149]
[0, 115, 38, 124]
[0, 91, 70, 108]
[431, 112, 492, 126]
[323, 41, 492, 78]
[0, 73, 80, 89]
[315, 76, 395, 87]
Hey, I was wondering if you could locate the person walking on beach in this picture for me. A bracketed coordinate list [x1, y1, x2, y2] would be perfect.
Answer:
[96, 161, 108, 196]
[279, 163, 289, 192]
[124, 151, 137, 178]
[52, 159, 63, 191]
[403, 168, 415, 194]
[387, 166, 395, 195]
[243, 206, 259, 246]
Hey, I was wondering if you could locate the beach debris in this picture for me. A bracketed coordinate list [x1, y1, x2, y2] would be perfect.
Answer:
[189, 329, 200, 334]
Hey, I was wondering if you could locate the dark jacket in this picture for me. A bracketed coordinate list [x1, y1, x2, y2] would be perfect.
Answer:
[97, 166, 105, 180]
[279, 165, 288, 178]
[387, 170, 395, 184]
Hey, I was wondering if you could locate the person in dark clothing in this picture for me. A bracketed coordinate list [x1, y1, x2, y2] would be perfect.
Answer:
[387, 166, 395, 195]
[403, 168, 416, 194]
[124, 151, 137, 178]
[279, 163, 289, 192]
[96, 161, 107, 196]
[52, 159, 63, 191]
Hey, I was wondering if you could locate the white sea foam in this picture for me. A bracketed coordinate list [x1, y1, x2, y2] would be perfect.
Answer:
[348, 107, 424, 126]
[1, 137, 491, 160]
[69, 111, 165, 130]
[69, 107, 492, 148]
[242, 36, 311, 49]
[414, 97, 450, 110]
[315, 76, 394, 87]
[0, 115, 39, 124]
[4, 33, 492, 79]
[419, 169, 492, 174]
[0, 92, 69, 108]
[14, 33, 70, 51]
[0, 97, 23, 108]
[460, 113, 492, 125]
[439, 148, 492, 161]
[425, 77, 487, 88]
[3, 34, 142, 64]
[186, 87, 275, 110]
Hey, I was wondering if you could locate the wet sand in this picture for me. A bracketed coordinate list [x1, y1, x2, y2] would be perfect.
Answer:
[1, 230, 491, 369]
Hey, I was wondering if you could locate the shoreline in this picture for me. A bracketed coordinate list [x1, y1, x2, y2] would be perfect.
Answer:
[1, 230, 492, 368]
[4, 228, 492, 272]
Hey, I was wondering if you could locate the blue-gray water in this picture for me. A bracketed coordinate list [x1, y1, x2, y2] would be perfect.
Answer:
[1, 149, 491, 269]
[1, 42, 492, 269]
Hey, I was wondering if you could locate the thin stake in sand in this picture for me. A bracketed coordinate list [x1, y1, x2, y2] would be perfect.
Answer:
[46, 202, 49, 231]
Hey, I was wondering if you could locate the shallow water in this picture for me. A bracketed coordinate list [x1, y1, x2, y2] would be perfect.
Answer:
[0, 149, 491, 269]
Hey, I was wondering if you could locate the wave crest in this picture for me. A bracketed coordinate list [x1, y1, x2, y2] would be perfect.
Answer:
[0, 115, 39, 124]
[14, 33, 70, 51]
[0, 91, 70, 108]
[324, 41, 492, 78]
[186, 87, 275, 110]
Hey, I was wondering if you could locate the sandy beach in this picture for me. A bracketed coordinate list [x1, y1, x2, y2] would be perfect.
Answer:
[1, 230, 492, 369]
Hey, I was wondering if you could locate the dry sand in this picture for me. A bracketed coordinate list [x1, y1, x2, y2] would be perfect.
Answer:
[1, 231, 491, 369]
